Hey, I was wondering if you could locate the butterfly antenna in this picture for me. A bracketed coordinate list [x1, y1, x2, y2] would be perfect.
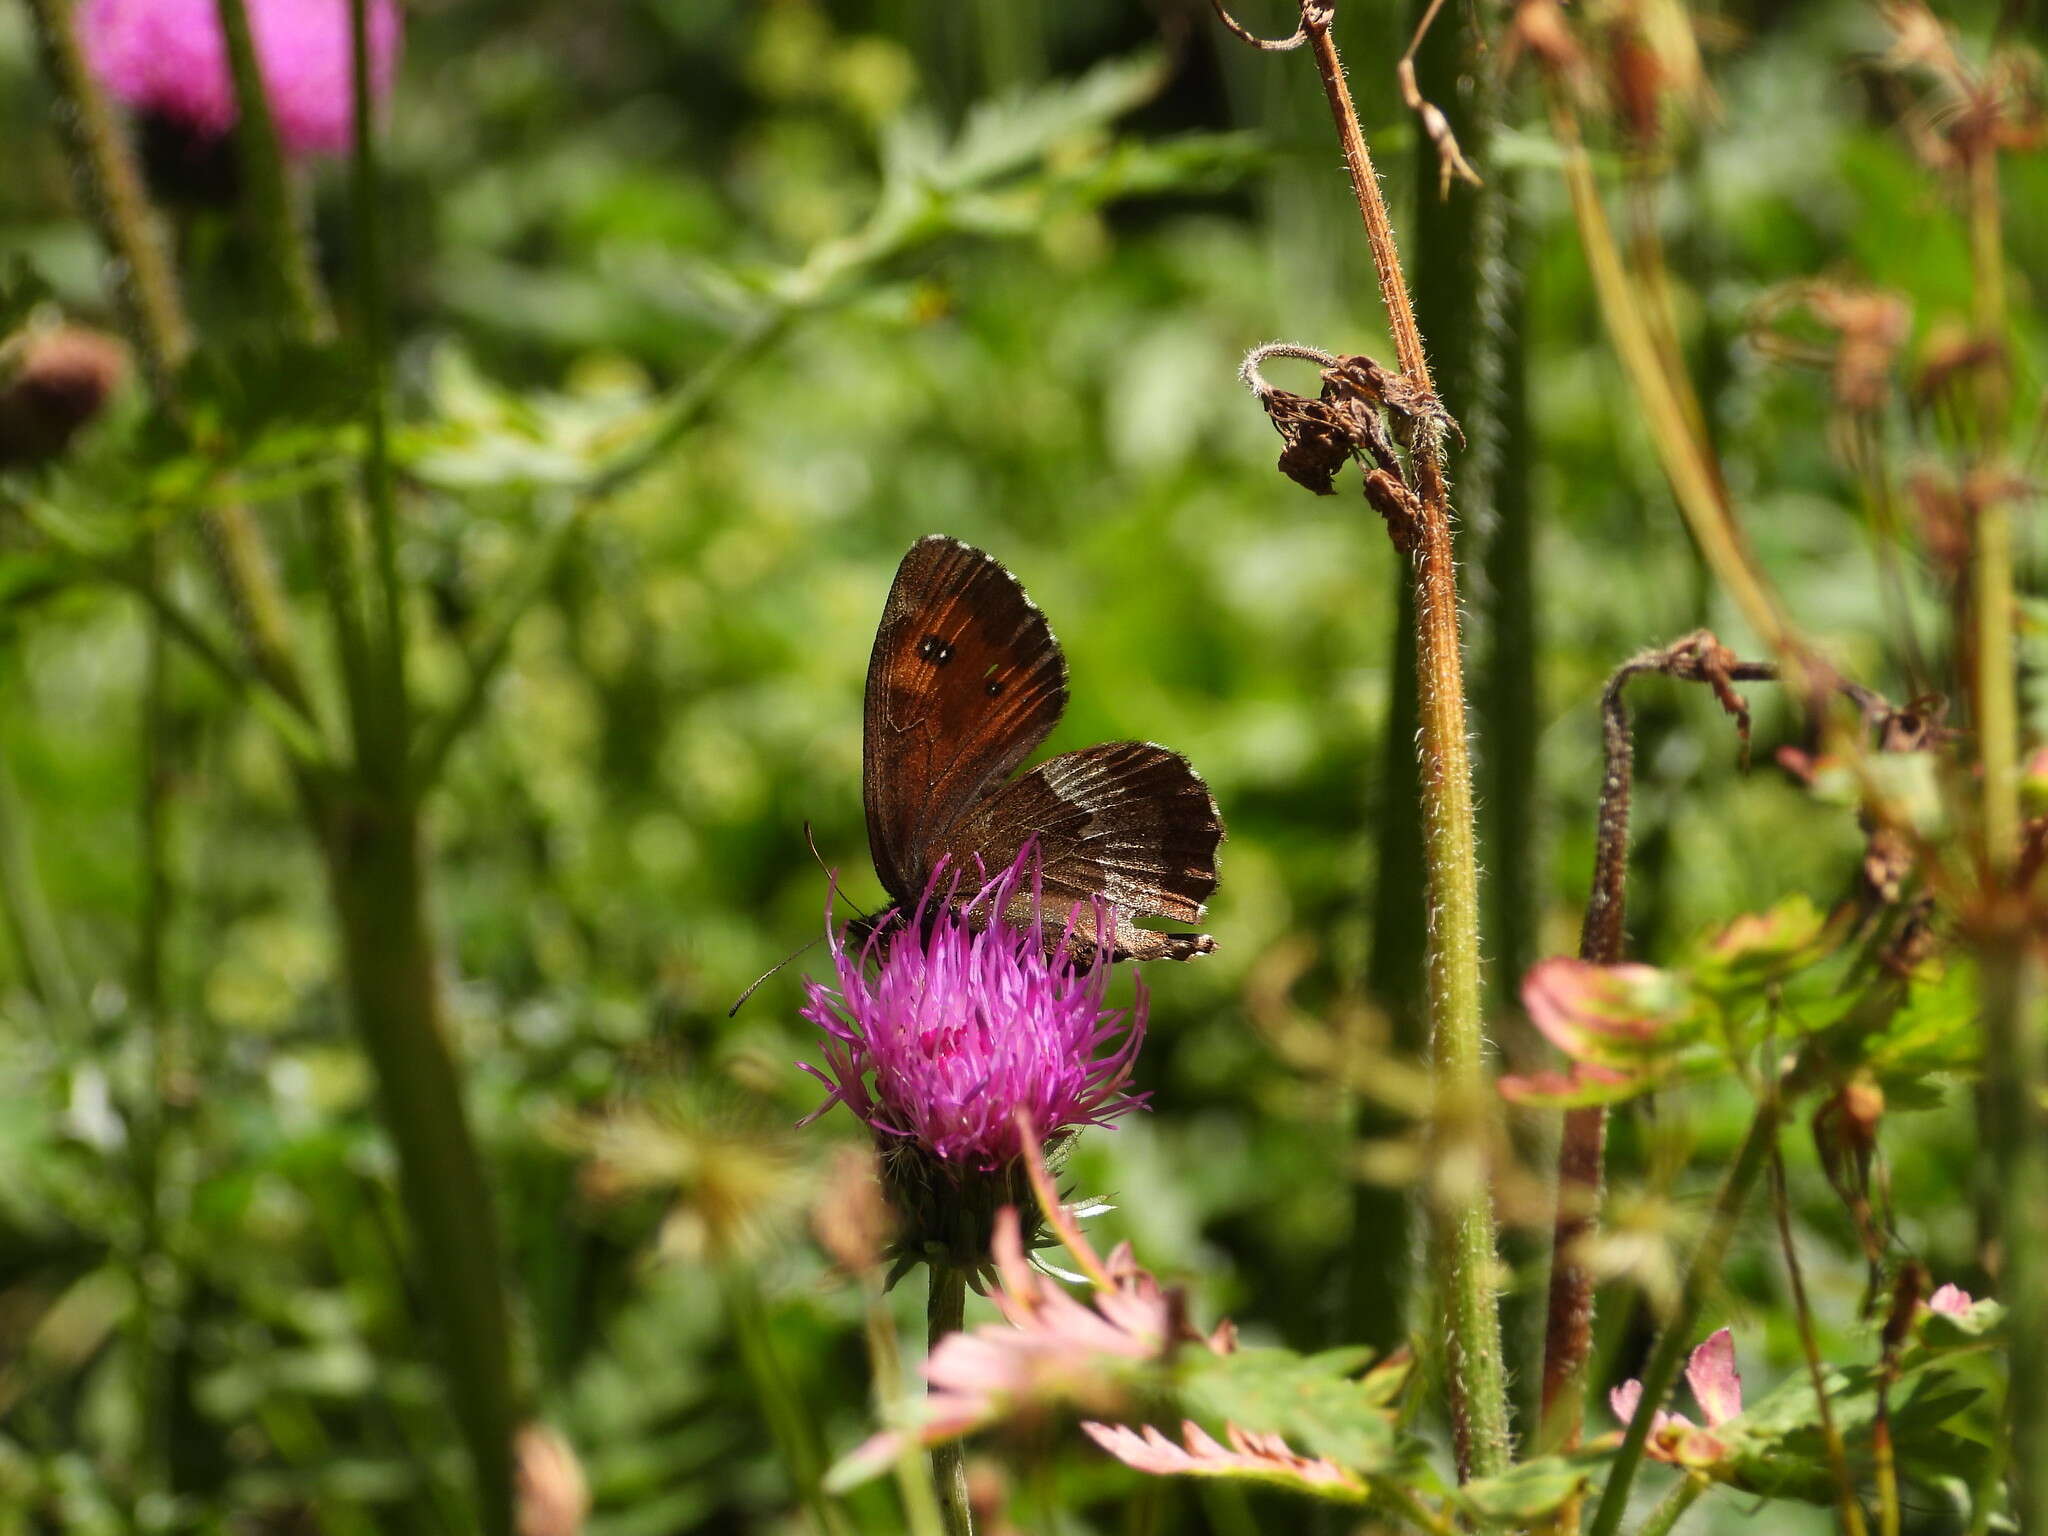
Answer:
[728, 933, 823, 1018]
[804, 821, 871, 922]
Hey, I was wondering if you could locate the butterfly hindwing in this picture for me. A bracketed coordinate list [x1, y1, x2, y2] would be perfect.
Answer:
[941, 740, 1223, 961]
[862, 536, 1068, 906]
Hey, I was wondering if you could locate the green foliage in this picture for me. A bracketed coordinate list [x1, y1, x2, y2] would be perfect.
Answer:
[0, 0, 2039, 1530]
[1177, 1345, 1412, 1476]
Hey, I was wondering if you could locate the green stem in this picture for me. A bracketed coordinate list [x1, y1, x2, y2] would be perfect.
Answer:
[1586, 1097, 1780, 1536]
[721, 1262, 855, 1536]
[214, 0, 378, 754]
[20, 0, 189, 387]
[1982, 943, 2045, 1532]
[22, 0, 313, 720]
[1635, 1476, 1705, 1536]
[928, 1264, 974, 1536]
[214, 0, 332, 337]
[861, 1282, 945, 1536]
[130, 568, 175, 1511]
[1290, 9, 1511, 1478]
[317, 789, 515, 1536]
[7, 494, 330, 766]
[1962, 119, 2042, 1536]
[1769, 1150, 1867, 1536]
[349, 0, 408, 779]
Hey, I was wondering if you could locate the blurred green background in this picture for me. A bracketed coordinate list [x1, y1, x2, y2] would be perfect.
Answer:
[1, 0, 2042, 1530]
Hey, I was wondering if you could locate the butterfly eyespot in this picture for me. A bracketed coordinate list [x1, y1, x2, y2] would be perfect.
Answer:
[917, 634, 955, 666]
[984, 678, 1004, 697]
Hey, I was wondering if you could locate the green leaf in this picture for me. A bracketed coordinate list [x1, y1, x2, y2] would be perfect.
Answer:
[1452, 1450, 1608, 1525]
[1705, 1307, 2004, 1504]
[1690, 895, 1833, 995]
[1177, 1346, 1408, 1476]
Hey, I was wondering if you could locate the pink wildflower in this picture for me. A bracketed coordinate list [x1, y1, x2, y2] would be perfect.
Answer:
[799, 847, 1149, 1171]
[1523, 956, 1693, 1065]
[833, 1202, 1213, 1479]
[1927, 1283, 1975, 1318]
[83, 0, 401, 158]
[1610, 1327, 1744, 1467]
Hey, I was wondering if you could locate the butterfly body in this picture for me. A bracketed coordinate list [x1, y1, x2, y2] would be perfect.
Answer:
[861, 536, 1223, 963]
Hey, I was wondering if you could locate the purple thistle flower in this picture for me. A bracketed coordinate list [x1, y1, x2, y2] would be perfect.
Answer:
[799, 846, 1149, 1173]
[83, 0, 401, 159]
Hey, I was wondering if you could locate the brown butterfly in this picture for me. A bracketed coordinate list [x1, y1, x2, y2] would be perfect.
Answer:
[860, 536, 1223, 962]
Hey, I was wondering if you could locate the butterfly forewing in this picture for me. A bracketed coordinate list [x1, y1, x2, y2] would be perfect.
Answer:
[942, 740, 1224, 961]
[862, 537, 1068, 905]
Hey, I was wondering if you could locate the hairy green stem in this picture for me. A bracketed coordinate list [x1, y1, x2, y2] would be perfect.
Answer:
[22, 0, 313, 721]
[20, 0, 188, 387]
[929, 1264, 974, 1536]
[1285, 3, 1510, 1477]
[1962, 121, 2043, 1536]
[349, 0, 408, 779]
[214, 0, 379, 757]
[1586, 1097, 1779, 1536]
[214, 0, 331, 336]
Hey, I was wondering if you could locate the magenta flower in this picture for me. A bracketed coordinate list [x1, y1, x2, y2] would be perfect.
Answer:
[83, 0, 401, 159]
[799, 846, 1149, 1171]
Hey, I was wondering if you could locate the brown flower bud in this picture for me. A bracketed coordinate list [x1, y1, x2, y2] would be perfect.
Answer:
[0, 326, 128, 469]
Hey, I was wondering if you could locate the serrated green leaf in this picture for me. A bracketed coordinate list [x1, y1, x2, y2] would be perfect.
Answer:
[1177, 1345, 1405, 1475]
[1452, 1450, 1607, 1525]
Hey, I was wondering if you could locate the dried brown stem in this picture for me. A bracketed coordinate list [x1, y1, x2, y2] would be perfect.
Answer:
[1207, 0, 1307, 50]
[1538, 632, 1775, 1491]
[1398, 0, 1482, 193]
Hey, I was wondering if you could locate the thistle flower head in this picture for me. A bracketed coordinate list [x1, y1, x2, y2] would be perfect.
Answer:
[84, 0, 402, 159]
[799, 845, 1149, 1172]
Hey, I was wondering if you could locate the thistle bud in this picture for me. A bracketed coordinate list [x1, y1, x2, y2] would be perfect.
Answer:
[0, 326, 128, 469]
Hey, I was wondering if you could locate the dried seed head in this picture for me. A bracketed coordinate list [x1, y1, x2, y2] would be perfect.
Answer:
[1362, 467, 1423, 555]
[1906, 468, 1969, 577]
[812, 1142, 896, 1278]
[0, 326, 129, 468]
[1508, 0, 1590, 90]
[1258, 389, 1354, 495]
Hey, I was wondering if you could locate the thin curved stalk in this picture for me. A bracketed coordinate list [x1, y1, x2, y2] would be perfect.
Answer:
[928, 1264, 975, 1536]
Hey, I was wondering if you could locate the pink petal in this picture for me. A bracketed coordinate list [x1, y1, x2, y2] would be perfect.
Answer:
[1685, 1328, 1742, 1425]
[1609, 1378, 1643, 1426]
[1928, 1283, 1974, 1318]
